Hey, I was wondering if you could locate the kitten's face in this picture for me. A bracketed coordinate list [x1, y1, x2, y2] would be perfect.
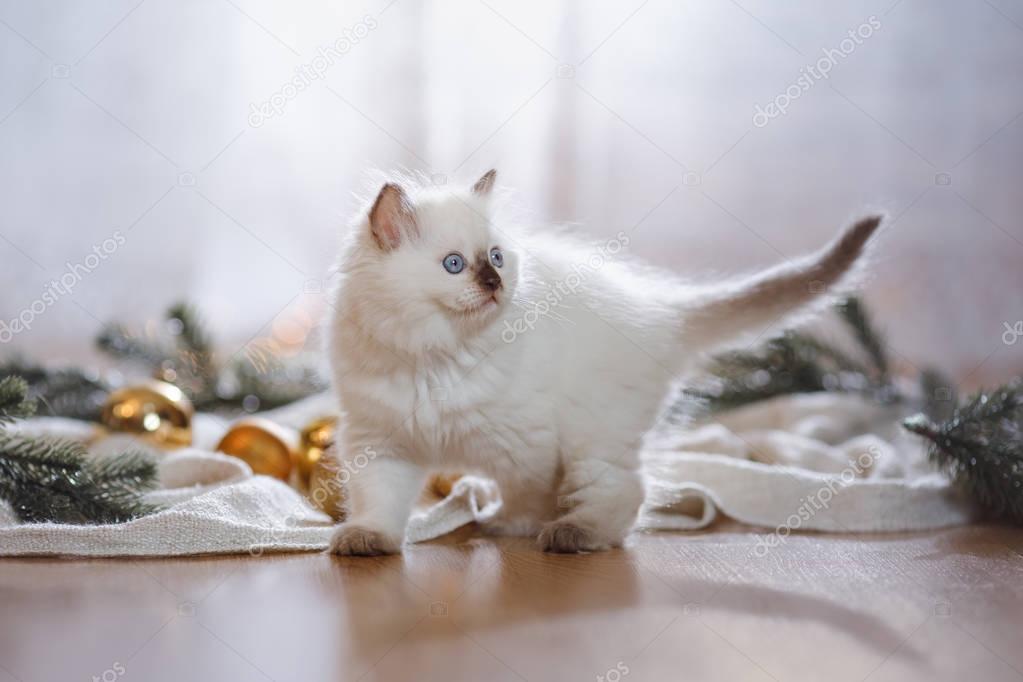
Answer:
[349, 172, 519, 350]
[383, 194, 519, 324]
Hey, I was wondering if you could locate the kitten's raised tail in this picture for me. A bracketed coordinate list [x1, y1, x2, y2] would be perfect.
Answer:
[679, 215, 883, 353]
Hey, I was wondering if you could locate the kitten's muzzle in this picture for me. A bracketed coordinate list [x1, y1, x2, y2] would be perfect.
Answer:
[475, 263, 502, 292]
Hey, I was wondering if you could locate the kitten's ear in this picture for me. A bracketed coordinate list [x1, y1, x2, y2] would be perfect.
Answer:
[369, 183, 416, 250]
[472, 169, 497, 196]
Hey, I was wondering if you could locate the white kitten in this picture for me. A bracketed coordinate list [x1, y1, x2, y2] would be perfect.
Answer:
[327, 170, 881, 554]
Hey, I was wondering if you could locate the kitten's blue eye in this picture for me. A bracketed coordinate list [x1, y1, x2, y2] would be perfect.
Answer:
[489, 247, 504, 268]
[443, 253, 465, 274]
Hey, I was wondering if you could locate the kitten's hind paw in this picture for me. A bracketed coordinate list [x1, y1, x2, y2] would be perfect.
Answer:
[537, 522, 611, 553]
[328, 524, 401, 556]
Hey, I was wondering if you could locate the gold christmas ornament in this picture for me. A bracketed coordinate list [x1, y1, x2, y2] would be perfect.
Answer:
[298, 416, 345, 519]
[297, 416, 338, 483]
[100, 380, 193, 447]
[215, 418, 297, 481]
[430, 472, 463, 498]
[308, 451, 346, 521]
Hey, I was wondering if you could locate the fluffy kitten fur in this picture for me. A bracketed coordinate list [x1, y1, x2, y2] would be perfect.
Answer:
[327, 170, 881, 555]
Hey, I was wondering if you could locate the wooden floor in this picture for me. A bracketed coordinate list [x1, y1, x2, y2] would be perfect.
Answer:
[1, 522, 1022, 682]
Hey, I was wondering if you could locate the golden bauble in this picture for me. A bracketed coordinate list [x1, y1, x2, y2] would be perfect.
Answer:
[296, 416, 338, 483]
[215, 417, 297, 481]
[100, 380, 193, 448]
[308, 451, 346, 520]
[429, 472, 463, 498]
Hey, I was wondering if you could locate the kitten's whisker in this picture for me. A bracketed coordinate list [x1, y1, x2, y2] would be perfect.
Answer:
[508, 295, 576, 326]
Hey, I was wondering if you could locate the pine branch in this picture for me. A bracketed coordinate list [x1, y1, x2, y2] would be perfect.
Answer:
[84, 452, 160, 519]
[0, 434, 96, 524]
[0, 360, 107, 421]
[678, 297, 900, 416]
[0, 374, 160, 524]
[904, 383, 1023, 523]
[222, 355, 328, 411]
[96, 325, 171, 367]
[918, 367, 958, 423]
[0, 432, 84, 483]
[167, 302, 217, 386]
[167, 303, 211, 356]
[683, 333, 830, 410]
[837, 297, 890, 381]
[0, 432, 159, 524]
[787, 333, 873, 377]
[98, 301, 216, 404]
[0, 377, 35, 424]
[96, 300, 325, 413]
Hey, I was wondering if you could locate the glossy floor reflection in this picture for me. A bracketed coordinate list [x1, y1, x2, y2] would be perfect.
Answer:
[1, 522, 1021, 682]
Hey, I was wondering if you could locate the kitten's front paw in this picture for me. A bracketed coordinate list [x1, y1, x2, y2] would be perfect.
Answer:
[537, 521, 611, 553]
[328, 524, 401, 556]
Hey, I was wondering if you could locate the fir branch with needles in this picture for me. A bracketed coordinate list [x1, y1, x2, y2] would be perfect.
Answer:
[0, 359, 110, 421]
[677, 295, 1022, 525]
[0, 376, 158, 524]
[96, 300, 326, 413]
[0, 376, 36, 424]
[836, 297, 890, 384]
[904, 382, 1023, 523]
[917, 367, 958, 424]
[679, 296, 899, 415]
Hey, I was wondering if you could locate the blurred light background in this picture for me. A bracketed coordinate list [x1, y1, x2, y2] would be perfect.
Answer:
[1, 0, 1021, 385]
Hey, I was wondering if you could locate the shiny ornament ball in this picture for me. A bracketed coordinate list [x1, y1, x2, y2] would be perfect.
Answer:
[297, 416, 338, 482]
[215, 417, 297, 481]
[308, 451, 346, 520]
[100, 380, 193, 448]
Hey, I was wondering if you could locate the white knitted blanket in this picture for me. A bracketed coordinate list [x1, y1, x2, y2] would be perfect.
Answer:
[0, 392, 971, 557]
